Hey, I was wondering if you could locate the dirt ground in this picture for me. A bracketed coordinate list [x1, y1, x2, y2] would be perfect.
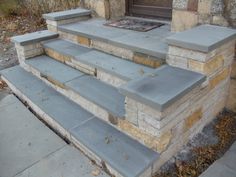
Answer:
[0, 15, 46, 70]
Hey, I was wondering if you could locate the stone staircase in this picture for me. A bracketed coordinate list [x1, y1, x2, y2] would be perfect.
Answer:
[1, 8, 236, 177]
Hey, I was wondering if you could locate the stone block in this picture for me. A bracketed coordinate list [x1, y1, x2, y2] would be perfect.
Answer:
[209, 67, 231, 89]
[184, 108, 203, 132]
[92, 40, 134, 60]
[198, 0, 212, 14]
[188, 55, 224, 75]
[171, 10, 198, 32]
[227, 79, 236, 112]
[133, 53, 164, 68]
[173, 0, 188, 10]
[77, 35, 91, 46]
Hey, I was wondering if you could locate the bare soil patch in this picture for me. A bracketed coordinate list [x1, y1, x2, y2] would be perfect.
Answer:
[155, 110, 236, 177]
[0, 14, 46, 70]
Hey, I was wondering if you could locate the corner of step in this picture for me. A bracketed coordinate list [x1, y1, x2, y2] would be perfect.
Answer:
[11, 30, 59, 46]
[43, 8, 92, 21]
[119, 64, 206, 111]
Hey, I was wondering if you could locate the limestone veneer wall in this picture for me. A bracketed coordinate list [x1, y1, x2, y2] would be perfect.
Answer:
[172, 0, 236, 32]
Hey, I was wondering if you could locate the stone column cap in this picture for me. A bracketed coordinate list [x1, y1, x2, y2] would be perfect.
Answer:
[43, 8, 91, 21]
[11, 30, 59, 46]
[119, 65, 206, 111]
[167, 25, 236, 52]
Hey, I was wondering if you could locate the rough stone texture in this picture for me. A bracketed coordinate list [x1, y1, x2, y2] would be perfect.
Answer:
[171, 0, 236, 32]
[83, 0, 106, 18]
[171, 10, 199, 32]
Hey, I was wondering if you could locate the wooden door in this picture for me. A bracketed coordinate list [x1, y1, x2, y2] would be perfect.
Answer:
[126, 0, 173, 19]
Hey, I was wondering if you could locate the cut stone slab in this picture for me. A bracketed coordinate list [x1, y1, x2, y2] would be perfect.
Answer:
[0, 95, 66, 177]
[166, 24, 236, 52]
[66, 75, 125, 118]
[58, 18, 170, 59]
[43, 38, 92, 57]
[0, 66, 94, 131]
[1, 66, 159, 177]
[25, 55, 125, 118]
[120, 65, 206, 111]
[77, 50, 154, 81]
[43, 39, 154, 81]
[70, 117, 159, 177]
[26, 55, 85, 84]
[11, 30, 59, 45]
[43, 8, 91, 21]
[15, 146, 109, 177]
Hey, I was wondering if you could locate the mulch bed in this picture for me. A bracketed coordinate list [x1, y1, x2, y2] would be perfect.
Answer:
[155, 110, 236, 177]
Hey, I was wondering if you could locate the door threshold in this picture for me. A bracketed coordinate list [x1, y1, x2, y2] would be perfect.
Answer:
[125, 16, 171, 25]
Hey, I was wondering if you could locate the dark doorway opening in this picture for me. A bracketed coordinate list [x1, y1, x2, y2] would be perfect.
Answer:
[126, 0, 173, 20]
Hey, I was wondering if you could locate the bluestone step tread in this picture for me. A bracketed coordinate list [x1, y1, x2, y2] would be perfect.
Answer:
[43, 8, 91, 21]
[1, 66, 94, 131]
[25, 56, 125, 118]
[11, 30, 59, 45]
[166, 24, 236, 52]
[43, 39, 155, 81]
[70, 118, 159, 177]
[58, 19, 170, 59]
[1, 66, 159, 177]
[26, 55, 84, 84]
[120, 65, 206, 111]
[66, 75, 125, 118]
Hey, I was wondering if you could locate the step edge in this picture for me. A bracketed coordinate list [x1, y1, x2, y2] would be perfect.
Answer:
[57, 25, 167, 59]
[1, 69, 158, 177]
[25, 59, 125, 118]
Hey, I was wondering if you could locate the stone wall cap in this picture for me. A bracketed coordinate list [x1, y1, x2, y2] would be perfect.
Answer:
[166, 25, 236, 52]
[43, 8, 91, 21]
[119, 65, 206, 111]
[11, 30, 59, 45]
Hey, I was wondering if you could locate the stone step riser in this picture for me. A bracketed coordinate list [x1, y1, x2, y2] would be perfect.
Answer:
[44, 47, 128, 87]
[0, 75, 131, 177]
[57, 30, 165, 69]
[21, 62, 119, 125]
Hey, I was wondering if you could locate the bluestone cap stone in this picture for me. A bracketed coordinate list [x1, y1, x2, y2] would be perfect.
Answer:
[11, 30, 58, 45]
[119, 65, 206, 111]
[166, 24, 236, 52]
[43, 8, 91, 21]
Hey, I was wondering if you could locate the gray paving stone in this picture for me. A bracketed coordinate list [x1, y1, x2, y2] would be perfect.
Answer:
[0, 95, 66, 177]
[120, 65, 206, 111]
[43, 8, 91, 21]
[199, 162, 236, 177]
[166, 24, 236, 52]
[218, 150, 236, 170]
[11, 30, 59, 45]
[43, 38, 92, 57]
[66, 75, 125, 118]
[43, 39, 154, 81]
[77, 50, 154, 81]
[1, 66, 159, 177]
[15, 146, 109, 177]
[70, 117, 159, 177]
[1, 66, 94, 131]
[58, 19, 169, 59]
[26, 55, 84, 84]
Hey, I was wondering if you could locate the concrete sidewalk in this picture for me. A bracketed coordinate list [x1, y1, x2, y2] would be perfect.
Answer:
[0, 93, 109, 177]
[199, 141, 236, 177]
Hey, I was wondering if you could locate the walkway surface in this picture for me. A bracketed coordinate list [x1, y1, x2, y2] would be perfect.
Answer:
[199, 141, 236, 177]
[0, 93, 109, 177]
